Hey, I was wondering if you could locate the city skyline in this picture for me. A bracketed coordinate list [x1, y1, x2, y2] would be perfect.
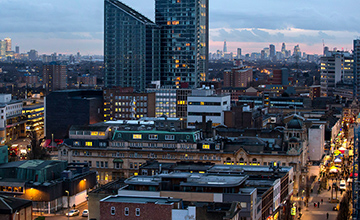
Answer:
[1, 0, 359, 55]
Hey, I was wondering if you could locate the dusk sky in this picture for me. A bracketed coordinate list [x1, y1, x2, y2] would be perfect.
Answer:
[1, 0, 359, 55]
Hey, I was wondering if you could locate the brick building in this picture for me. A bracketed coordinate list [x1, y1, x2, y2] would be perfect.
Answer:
[223, 67, 252, 88]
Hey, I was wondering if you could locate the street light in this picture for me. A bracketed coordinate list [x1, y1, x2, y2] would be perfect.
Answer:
[65, 190, 69, 220]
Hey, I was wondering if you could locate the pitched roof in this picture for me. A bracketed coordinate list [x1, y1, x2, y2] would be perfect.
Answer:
[0, 196, 32, 214]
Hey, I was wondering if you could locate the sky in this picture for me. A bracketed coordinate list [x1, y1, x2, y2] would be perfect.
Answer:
[1, 0, 359, 55]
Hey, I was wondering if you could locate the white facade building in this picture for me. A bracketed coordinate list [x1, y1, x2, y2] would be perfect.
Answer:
[0, 94, 23, 143]
[187, 89, 230, 128]
[308, 124, 325, 161]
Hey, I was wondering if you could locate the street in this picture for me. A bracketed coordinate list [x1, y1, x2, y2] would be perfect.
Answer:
[34, 202, 88, 220]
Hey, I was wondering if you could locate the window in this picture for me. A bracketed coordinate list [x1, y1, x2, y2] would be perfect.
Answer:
[202, 144, 210, 149]
[135, 208, 140, 216]
[91, 131, 98, 136]
[96, 161, 99, 168]
[149, 134, 158, 140]
[85, 142, 92, 147]
[88, 161, 92, 167]
[101, 161, 104, 168]
[73, 141, 80, 146]
[99, 132, 106, 136]
[133, 134, 142, 139]
[105, 162, 108, 168]
[124, 207, 129, 216]
[111, 207, 115, 215]
[165, 135, 175, 140]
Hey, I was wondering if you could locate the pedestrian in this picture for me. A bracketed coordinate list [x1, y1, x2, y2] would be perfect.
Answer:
[327, 212, 329, 219]
[321, 199, 323, 203]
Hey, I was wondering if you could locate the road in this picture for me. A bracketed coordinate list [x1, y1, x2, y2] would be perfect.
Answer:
[34, 202, 88, 220]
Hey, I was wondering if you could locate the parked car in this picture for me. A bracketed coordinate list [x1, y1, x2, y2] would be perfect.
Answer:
[82, 209, 89, 217]
[340, 180, 346, 190]
[66, 209, 80, 217]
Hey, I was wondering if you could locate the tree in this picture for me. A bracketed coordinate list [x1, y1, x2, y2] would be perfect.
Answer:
[27, 131, 50, 160]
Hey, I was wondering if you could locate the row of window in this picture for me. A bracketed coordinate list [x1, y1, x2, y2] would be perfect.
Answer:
[111, 207, 140, 217]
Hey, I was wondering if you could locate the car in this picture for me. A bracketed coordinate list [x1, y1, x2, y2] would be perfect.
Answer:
[66, 209, 80, 217]
[340, 180, 346, 190]
[82, 209, 89, 217]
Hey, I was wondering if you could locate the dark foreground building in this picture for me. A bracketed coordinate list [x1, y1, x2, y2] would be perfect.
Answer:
[45, 90, 103, 140]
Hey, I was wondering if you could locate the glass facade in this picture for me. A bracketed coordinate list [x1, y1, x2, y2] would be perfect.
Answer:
[104, 0, 160, 91]
[155, 0, 209, 88]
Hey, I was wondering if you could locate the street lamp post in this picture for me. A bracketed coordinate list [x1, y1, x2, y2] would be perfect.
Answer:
[65, 190, 69, 220]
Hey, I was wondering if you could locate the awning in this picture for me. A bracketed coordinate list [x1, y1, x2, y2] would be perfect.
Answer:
[113, 159, 123, 163]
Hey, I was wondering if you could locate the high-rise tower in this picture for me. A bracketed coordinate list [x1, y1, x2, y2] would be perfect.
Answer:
[156, 0, 209, 88]
[104, 0, 160, 91]
[354, 39, 360, 100]
[4, 38, 11, 52]
[223, 40, 227, 53]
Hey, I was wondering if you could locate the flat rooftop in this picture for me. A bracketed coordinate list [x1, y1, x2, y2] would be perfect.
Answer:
[101, 195, 181, 205]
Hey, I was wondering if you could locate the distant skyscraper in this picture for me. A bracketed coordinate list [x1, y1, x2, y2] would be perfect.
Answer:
[15, 46, 19, 54]
[223, 40, 227, 53]
[269, 44, 275, 60]
[43, 62, 67, 94]
[104, 0, 160, 91]
[237, 48, 241, 59]
[0, 41, 5, 56]
[4, 38, 11, 52]
[293, 45, 301, 58]
[354, 39, 360, 99]
[281, 43, 286, 54]
[28, 49, 38, 61]
[156, 0, 209, 88]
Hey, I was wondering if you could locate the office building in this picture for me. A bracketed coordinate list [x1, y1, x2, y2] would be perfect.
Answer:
[0, 94, 24, 144]
[28, 49, 38, 61]
[187, 89, 230, 128]
[104, 0, 160, 91]
[156, 0, 209, 87]
[45, 90, 103, 140]
[103, 87, 156, 121]
[146, 87, 177, 118]
[354, 39, 360, 100]
[77, 75, 97, 87]
[15, 46, 19, 54]
[4, 38, 11, 52]
[269, 44, 275, 60]
[223, 40, 227, 53]
[0, 41, 5, 57]
[320, 51, 353, 97]
[22, 101, 44, 138]
[43, 62, 67, 94]
[237, 48, 241, 59]
[223, 67, 253, 88]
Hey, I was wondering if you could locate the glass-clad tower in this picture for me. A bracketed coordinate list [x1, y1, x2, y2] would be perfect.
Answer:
[104, 0, 160, 91]
[354, 39, 360, 100]
[155, 0, 209, 88]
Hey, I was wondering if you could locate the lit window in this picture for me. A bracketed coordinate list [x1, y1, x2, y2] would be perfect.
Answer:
[133, 134, 142, 139]
[202, 144, 210, 149]
[149, 134, 158, 140]
[99, 132, 105, 136]
[91, 131, 98, 136]
[85, 142, 92, 146]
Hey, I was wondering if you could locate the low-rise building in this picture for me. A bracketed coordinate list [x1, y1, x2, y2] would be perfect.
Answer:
[0, 160, 97, 214]
[0, 195, 32, 220]
[187, 88, 230, 128]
